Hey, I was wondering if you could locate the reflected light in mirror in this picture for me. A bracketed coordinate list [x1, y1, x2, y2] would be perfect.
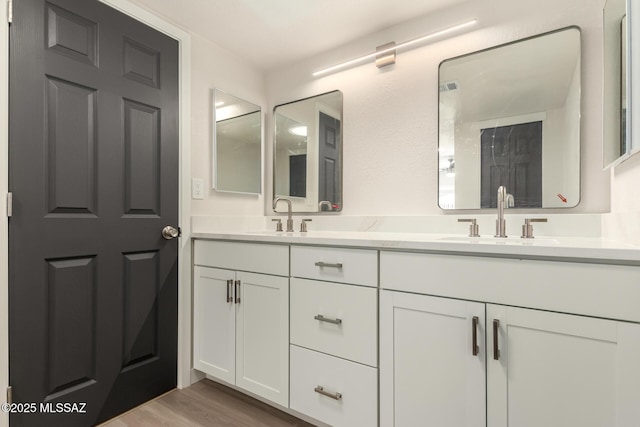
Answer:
[289, 126, 308, 136]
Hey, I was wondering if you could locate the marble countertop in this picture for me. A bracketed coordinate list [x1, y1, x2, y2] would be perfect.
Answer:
[191, 230, 640, 264]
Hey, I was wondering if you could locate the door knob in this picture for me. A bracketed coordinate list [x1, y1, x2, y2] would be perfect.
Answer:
[161, 225, 180, 240]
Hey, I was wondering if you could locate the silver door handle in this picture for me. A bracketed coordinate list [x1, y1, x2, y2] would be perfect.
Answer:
[314, 314, 342, 325]
[314, 386, 342, 401]
[235, 280, 241, 304]
[314, 261, 343, 269]
[493, 319, 501, 360]
[161, 225, 180, 240]
[226, 280, 233, 303]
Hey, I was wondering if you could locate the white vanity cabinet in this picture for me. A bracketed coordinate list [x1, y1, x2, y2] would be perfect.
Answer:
[289, 245, 378, 427]
[192, 240, 289, 407]
[380, 251, 640, 427]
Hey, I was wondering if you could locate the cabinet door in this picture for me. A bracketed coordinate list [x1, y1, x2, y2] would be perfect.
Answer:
[487, 305, 640, 427]
[380, 291, 486, 427]
[235, 271, 289, 406]
[193, 266, 236, 384]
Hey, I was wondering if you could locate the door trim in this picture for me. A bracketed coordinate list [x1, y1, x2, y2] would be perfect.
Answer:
[0, 3, 192, 426]
[0, 1, 8, 426]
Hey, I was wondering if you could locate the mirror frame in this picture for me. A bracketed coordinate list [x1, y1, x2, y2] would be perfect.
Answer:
[212, 88, 262, 195]
[272, 90, 343, 213]
[603, 0, 632, 169]
[437, 26, 582, 210]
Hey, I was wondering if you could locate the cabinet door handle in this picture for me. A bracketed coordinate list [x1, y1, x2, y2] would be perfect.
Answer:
[235, 280, 241, 304]
[314, 314, 342, 325]
[226, 279, 233, 303]
[314, 261, 343, 269]
[472, 316, 479, 356]
[314, 385, 342, 401]
[493, 319, 501, 360]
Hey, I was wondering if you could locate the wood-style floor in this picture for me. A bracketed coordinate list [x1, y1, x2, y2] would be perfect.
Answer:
[100, 379, 314, 427]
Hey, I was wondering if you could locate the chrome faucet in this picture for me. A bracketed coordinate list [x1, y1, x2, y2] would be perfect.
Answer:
[318, 201, 333, 211]
[273, 197, 294, 232]
[495, 186, 513, 238]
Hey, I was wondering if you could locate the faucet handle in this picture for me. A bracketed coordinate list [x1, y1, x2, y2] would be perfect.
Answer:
[300, 218, 312, 232]
[521, 218, 547, 239]
[271, 218, 283, 232]
[458, 218, 480, 237]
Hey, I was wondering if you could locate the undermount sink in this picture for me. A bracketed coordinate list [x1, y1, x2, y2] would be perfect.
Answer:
[244, 230, 304, 236]
[438, 236, 559, 245]
[244, 230, 286, 235]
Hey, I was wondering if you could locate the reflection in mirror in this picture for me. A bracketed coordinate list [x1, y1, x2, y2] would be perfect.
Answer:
[438, 27, 581, 209]
[603, 0, 629, 168]
[213, 89, 262, 194]
[274, 91, 343, 213]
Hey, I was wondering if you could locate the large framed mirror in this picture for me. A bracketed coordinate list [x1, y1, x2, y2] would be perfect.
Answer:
[213, 89, 262, 194]
[438, 27, 581, 209]
[273, 90, 343, 213]
[603, 0, 630, 168]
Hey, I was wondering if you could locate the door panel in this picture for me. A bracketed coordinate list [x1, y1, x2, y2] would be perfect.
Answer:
[380, 291, 486, 427]
[235, 272, 289, 407]
[487, 305, 640, 427]
[192, 267, 236, 384]
[9, 0, 179, 425]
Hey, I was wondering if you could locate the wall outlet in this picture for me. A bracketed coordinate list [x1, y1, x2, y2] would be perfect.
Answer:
[192, 178, 204, 200]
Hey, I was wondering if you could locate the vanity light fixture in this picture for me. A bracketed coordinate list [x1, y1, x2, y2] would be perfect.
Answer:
[312, 19, 477, 77]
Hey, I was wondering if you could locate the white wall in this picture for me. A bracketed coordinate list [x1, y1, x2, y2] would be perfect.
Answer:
[265, 0, 609, 216]
[190, 33, 266, 216]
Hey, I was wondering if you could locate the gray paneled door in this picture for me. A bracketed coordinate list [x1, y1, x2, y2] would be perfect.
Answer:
[318, 112, 341, 211]
[9, 0, 179, 425]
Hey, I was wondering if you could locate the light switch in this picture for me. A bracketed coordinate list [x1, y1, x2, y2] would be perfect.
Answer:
[192, 178, 204, 199]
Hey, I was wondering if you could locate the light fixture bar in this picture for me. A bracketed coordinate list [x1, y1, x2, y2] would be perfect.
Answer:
[312, 19, 477, 77]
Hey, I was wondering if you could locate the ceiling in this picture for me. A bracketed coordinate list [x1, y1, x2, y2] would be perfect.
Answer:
[129, 0, 468, 70]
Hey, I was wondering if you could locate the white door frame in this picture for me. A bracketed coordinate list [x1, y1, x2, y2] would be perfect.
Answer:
[0, 2, 192, 426]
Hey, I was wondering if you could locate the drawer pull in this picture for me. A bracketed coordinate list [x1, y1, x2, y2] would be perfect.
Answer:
[314, 385, 342, 401]
[314, 261, 343, 269]
[472, 316, 479, 356]
[314, 314, 342, 325]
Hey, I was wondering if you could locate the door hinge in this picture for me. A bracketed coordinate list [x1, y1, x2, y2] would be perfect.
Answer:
[7, 0, 12, 24]
[6, 386, 12, 405]
[6, 192, 12, 217]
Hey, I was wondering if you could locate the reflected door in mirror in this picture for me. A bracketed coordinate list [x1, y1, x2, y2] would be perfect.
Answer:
[480, 122, 542, 208]
[289, 154, 307, 197]
[319, 112, 341, 211]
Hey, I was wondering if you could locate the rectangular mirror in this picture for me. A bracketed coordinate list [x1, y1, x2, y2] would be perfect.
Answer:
[438, 27, 581, 209]
[213, 89, 262, 194]
[273, 90, 343, 213]
[603, 0, 630, 168]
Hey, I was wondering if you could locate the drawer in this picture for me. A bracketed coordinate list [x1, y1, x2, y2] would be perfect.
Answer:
[193, 240, 289, 276]
[291, 245, 377, 286]
[290, 345, 377, 427]
[380, 251, 640, 323]
[290, 278, 377, 367]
